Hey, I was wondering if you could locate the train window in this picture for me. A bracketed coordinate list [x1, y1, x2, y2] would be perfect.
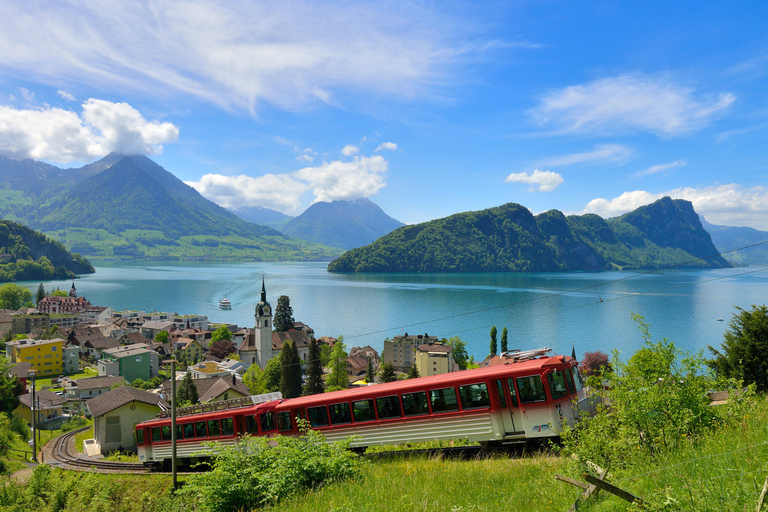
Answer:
[495, 380, 507, 409]
[136, 429, 144, 445]
[506, 379, 519, 407]
[152, 427, 162, 443]
[307, 406, 329, 427]
[459, 383, 491, 410]
[547, 370, 569, 400]
[329, 403, 352, 425]
[571, 368, 584, 392]
[161, 425, 172, 441]
[401, 391, 429, 416]
[376, 396, 402, 419]
[183, 422, 195, 439]
[277, 412, 292, 432]
[564, 368, 575, 394]
[208, 419, 221, 437]
[221, 417, 235, 436]
[245, 415, 259, 434]
[195, 421, 208, 438]
[430, 387, 459, 413]
[260, 412, 276, 432]
[352, 399, 375, 422]
[516, 375, 547, 403]
[176, 424, 184, 440]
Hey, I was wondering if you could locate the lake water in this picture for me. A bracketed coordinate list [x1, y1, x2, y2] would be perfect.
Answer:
[19, 262, 768, 362]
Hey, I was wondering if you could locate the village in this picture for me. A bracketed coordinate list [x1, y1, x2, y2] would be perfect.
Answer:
[0, 279, 461, 458]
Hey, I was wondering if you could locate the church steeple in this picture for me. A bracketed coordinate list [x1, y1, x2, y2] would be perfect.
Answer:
[260, 275, 267, 303]
[69, 281, 77, 297]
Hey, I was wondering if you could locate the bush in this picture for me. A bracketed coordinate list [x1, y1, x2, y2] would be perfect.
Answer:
[176, 420, 367, 511]
[7, 412, 30, 440]
[579, 350, 612, 377]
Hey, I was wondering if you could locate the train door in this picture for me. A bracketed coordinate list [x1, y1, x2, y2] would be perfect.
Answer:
[494, 379, 524, 435]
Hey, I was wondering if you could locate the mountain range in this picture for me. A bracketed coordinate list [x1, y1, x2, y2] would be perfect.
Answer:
[328, 197, 732, 273]
[699, 216, 768, 266]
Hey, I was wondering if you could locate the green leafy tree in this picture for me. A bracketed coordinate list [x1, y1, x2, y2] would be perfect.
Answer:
[366, 357, 374, 384]
[326, 338, 348, 390]
[0, 283, 32, 310]
[211, 325, 232, 344]
[304, 337, 324, 395]
[445, 336, 469, 371]
[407, 364, 420, 379]
[489, 325, 498, 356]
[320, 343, 333, 367]
[51, 289, 68, 297]
[261, 357, 282, 393]
[155, 330, 169, 344]
[177, 370, 199, 405]
[279, 341, 303, 399]
[0, 357, 23, 414]
[501, 327, 508, 353]
[708, 304, 768, 392]
[243, 364, 264, 394]
[35, 283, 45, 304]
[379, 363, 397, 383]
[273, 295, 295, 332]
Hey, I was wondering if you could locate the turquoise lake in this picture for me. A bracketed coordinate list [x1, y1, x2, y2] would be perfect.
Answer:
[20, 262, 768, 361]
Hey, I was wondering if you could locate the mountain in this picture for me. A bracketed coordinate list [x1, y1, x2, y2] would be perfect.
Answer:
[700, 215, 768, 265]
[229, 205, 294, 230]
[0, 218, 94, 281]
[327, 197, 730, 273]
[281, 198, 405, 250]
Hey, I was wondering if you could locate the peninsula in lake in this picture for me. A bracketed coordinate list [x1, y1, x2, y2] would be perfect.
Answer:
[327, 197, 731, 273]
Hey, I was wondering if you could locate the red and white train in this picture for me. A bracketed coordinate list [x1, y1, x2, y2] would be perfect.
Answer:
[135, 348, 592, 467]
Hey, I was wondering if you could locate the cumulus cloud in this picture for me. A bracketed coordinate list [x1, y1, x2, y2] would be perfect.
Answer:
[341, 145, 359, 156]
[505, 169, 563, 192]
[634, 160, 687, 177]
[57, 90, 76, 101]
[0, 99, 179, 163]
[533, 74, 735, 136]
[294, 155, 389, 203]
[375, 142, 398, 152]
[582, 184, 768, 229]
[540, 144, 633, 167]
[186, 173, 306, 213]
[295, 147, 317, 163]
[0, 1, 467, 112]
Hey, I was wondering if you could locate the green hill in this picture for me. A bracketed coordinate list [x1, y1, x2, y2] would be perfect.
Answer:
[327, 197, 731, 273]
[0, 219, 94, 281]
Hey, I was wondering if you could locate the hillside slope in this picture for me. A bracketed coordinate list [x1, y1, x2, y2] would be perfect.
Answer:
[700, 216, 768, 265]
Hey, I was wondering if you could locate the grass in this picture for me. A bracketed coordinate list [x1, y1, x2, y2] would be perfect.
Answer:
[34, 367, 97, 389]
[73, 423, 94, 453]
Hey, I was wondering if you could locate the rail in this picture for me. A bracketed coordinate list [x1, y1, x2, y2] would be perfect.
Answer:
[45, 426, 151, 473]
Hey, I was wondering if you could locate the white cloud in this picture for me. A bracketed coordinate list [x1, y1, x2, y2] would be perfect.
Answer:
[634, 159, 687, 177]
[375, 142, 398, 152]
[540, 144, 633, 167]
[186, 173, 306, 214]
[533, 74, 735, 136]
[57, 90, 76, 101]
[0, 1, 466, 112]
[295, 147, 317, 163]
[505, 169, 563, 192]
[0, 99, 179, 163]
[18, 87, 34, 102]
[294, 155, 388, 203]
[582, 184, 768, 229]
[341, 145, 359, 156]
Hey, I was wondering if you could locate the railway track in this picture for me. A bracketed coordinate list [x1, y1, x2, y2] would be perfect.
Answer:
[44, 426, 152, 474]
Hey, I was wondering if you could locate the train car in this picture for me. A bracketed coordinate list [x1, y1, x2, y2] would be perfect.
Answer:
[135, 348, 593, 467]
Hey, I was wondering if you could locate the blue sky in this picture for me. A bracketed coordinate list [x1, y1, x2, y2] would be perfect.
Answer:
[1, 1, 767, 228]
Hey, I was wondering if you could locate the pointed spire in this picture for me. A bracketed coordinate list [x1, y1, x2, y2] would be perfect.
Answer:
[571, 343, 577, 361]
[260, 275, 267, 302]
[69, 280, 77, 297]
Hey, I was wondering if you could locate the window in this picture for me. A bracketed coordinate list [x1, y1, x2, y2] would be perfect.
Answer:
[152, 427, 162, 443]
[277, 412, 292, 432]
[307, 406, 329, 427]
[195, 421, 208, 438]
[329, 403, 352, 425]
[495, 380, 507, 409]
[136, 429, 144, 445]
[244, 415, 258, 434]
[183, 422, 195, 439]
[260, 412, 276, 432]
[401, 391, 429, 416]
[570, 368, 584, 392]
[352, 399, 376, 423]
[547, 370, 569, 400]
[430, 387, 459, 413]
[375, 396, 402, 420]
[516, 375, 547, 403]
[221, 417, 235, 436]
[208, 419, 221, 437]
[176, 424, 183, 440]
[459, 383, 491, 410]
[161, 425, 172, 441]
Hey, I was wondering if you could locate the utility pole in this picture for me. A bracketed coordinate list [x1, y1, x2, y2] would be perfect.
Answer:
[28, 369, 37, 462]
[171, 359, 177, 488]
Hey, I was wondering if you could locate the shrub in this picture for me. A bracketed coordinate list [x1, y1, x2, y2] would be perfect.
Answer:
[579, 350, 612, 378]
[7, 412, 30, 440]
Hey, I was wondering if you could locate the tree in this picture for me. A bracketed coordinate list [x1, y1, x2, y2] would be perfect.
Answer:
[708, 304, 768, 392]
[580, 351, 612, 377]
[51, 289, 68, 297]
[177, 370, 199, 406]
[243, 364, 264, 395]
[445, 336, 469, 371]
[155, 330, 169, 344]
[279, 341, 303, 399]
[209, 339, 237, 359]
[489, 325, 498, 356]
[501, 327, 508, 353]
[261, 357, 282, 393]
[304, 337, 324, 395]
[211, 325, 232, 344]
[273, 295, 295, 332]
[379, 363, 397, 383]
[0, 283, 32, 310]
[326, 338, 348, 391]
[0, 357, 23, 414]
[319, 343, 333, 367]
[407, 364, 420, 379]
[35, 283, 45, 305]
[366, 357, 374, 383]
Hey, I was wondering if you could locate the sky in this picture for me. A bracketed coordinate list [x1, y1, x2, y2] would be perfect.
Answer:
[1, 1, 767, 228]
